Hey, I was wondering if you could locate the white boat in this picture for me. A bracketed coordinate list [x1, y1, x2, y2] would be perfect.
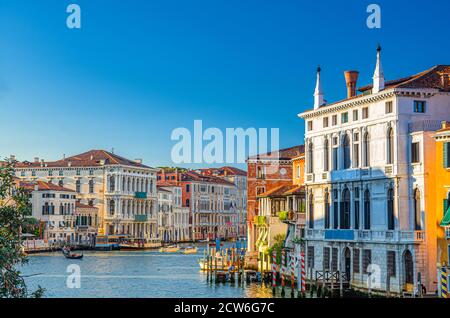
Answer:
[182, 246, 197, 254]
[198, 257, 229, 271]
[159, 245, 180, 253]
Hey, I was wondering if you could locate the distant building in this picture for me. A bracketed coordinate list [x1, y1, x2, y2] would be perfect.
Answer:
[20, 180, 78, 244]
[14, 150, 159, 242]
[196, 166, 247, 238]
[245, 145, 304, 268]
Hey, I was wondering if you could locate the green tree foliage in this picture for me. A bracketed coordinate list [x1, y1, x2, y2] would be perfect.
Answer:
[266, 234, 285, 265]
[0, 160, 44, 298]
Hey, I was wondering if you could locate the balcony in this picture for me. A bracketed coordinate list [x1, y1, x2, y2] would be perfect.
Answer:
[134, 214, 148, 222]
[306, 229, 425, 243]
[135, 192, 147, 199]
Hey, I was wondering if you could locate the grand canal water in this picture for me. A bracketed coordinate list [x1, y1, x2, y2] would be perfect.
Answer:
[21, 245, 277, 298]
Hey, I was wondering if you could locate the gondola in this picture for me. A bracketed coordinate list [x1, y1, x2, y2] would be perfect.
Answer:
[62, 248, 83, 259]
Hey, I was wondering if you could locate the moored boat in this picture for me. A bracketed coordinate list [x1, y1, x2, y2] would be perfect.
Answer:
[198, 257, 229, 271]
[159, 245, 180, 253]
[182, 246, 197, 254]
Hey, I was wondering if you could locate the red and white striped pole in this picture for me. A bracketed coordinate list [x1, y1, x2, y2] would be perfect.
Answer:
[290, 252, 295, 297]
[301, 251, 306, 296]
[272, 250, 277, 295]
[281, 249, 286, 297]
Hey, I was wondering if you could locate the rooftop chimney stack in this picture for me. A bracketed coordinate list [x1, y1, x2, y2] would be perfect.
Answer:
[313, 66, 324, 109]
[10, 155, 15, 161]
[344, 70, 359, 98]
[34, 157, 39, 163]
[438, 71, 450, 90]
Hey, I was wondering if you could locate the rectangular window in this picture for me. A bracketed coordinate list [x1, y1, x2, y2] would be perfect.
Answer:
[307, 121, 313, 131]
[414, 101, 426, 113]
[411, 142, 420, 163]
[332, 115, 337, 126]
[353, 248, 360, 273]
[353, 109, 359, 121]
[307, 246, 314, 268]
[385, 101, 393, 114]
[387, 251, 396, 277]
[362, 107, 369, 119]
[443, 142, 450, 168]
[186, 184, 190, 192]
[363, 249, 372, 274]
[323, 247, 330, 270]
[323, 117, 329, 128]
[341, 112, 348, 124]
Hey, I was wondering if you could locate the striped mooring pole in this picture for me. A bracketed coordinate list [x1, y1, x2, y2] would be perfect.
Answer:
[281, 250, 286, 297]
[301, 251, 306, 295]
[442, 267, 448, 298]
[290, 252, 295, 298]
[272, 250, 277, 295]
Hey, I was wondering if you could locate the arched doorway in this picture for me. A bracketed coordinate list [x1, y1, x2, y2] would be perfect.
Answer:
[343, 247, 351, 281]
[404, 250, 414, 287]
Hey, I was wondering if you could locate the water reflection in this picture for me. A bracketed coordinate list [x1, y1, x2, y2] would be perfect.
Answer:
[21, 247, 281, 298]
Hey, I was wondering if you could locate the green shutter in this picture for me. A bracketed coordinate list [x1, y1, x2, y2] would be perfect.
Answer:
[444, 143, 450, 168]
[441, 204, 450, 227]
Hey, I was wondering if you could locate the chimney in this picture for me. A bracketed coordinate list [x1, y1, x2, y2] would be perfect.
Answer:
[63, 154, 66, 160]
[68, 161, 72, 167]
[313, 66, 325, 109]
[344, 71, 359, 98]
[438, 71, 450, 90]
[441, 121, 450, 129]
[40, 159, 44, 167]
[34, 157, 39, 163]
[10, 155, 15, 161]
[135, 159, 143, 164]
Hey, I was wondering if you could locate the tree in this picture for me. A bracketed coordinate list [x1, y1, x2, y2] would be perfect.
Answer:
[0, 160, 44, 298]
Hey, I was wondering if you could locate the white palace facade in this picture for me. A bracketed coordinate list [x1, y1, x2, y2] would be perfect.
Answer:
[14, 150, 159, 241]
[299, 47, 450, 294]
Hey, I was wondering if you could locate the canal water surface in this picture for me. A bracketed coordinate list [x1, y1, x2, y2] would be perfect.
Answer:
[21, 246, 277, 298]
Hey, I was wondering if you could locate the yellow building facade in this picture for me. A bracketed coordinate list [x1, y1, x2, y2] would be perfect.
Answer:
[433, 123, 450, 297]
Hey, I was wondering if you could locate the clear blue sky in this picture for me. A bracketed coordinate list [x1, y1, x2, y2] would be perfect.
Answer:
[0, 0, 448, 169]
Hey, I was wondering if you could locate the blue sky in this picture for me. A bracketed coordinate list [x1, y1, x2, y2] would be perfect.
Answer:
[0, 0, 448, 169]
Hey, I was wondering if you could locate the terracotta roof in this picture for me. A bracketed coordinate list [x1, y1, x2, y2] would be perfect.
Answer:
[19, 181, 75, 192]
[75, 202, 98, 210]
[283, 185, 305, 195]
[197, 166, 247, 177]
[304, 65, 450, 112]
[15, 150, 152, 169]
[181, 171, 235, 186]
[248, 145, 305, 161]
[358, 65, 450, 92]
[157, 186, 172, 193]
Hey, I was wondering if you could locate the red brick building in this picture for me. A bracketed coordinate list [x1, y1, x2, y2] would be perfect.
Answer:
[246, 145, 304, 254]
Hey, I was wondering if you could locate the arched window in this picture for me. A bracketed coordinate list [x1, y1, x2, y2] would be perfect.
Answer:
[387, 127, 394, 164]
[341, 188, 351, 229]
[109, 176, 115, 192]
[308, 193, 314, 229]
[332, 136, 339, 170]
[364, 190, 371, 230]
[324, 191, 330, 229]
[76, 179, 81, 193]
[307, 143, 314, 173]
[387, 188, 395, 230]
[109, 200, 115, 215]
[363, 132, 370, 167]
[414, 189, 421, 230]
[333, 189, 339, 229]
[354, 187, 360, 230]
[343, 134, 351, 169]
[89, 179, 94, 194]
[324, 138, 329, 172]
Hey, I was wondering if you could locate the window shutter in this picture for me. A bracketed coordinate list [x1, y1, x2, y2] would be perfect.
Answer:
[444, 143, 450, 168]
[444, 199, 449, 214]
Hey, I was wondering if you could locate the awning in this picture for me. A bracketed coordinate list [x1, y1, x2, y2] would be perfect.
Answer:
[441, 206, 450, 227]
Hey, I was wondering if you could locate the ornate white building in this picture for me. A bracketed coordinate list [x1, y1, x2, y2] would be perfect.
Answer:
[14, 150, 159, 241]
[299, 47, 450, 294]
